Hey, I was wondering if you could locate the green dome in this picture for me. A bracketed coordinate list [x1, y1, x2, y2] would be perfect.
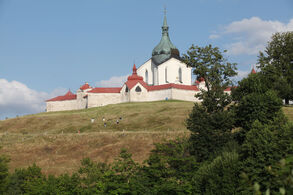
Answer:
[152, 13, 180, 65]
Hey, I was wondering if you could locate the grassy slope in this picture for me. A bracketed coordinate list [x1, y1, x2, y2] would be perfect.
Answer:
[0, 101, 292, 175]
[0, 100, 193, 175]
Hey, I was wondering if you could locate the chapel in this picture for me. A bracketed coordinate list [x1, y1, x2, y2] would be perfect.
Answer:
[46, 12, 212, 112]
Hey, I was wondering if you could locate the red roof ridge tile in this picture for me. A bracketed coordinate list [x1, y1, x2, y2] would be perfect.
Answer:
[88, 87, 122, 93]
[46, 90, 77, 102]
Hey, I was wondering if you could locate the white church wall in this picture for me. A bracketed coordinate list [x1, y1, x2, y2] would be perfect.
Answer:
[46, 100, 78, 112]
[87, 93, 121, 108]
[157, 58, 192, 85]
[76, 91, 88, 109]
[147, 89, 172, 101]
[137, 59, 153, 85]
[120, 85, 130, 103]
[172, 88, 200, 102]
[129, 83, 149, 102]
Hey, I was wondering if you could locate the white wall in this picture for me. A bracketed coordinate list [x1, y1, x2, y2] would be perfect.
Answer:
[172, 88, 200, 102]
[129, 83, 149, 102]
[76, 90, 88, 109]
[157, 58, 192, 85]
[147, 89, 172, 101]
[137, 59, 153, 85]
[87, 93, 121, 108]
[46, 100, 78, 112]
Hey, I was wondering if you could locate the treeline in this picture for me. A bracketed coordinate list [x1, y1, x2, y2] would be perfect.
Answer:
[1, 32, 293, 194]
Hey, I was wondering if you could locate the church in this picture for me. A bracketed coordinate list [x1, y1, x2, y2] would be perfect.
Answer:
[46, 13, 214, 112]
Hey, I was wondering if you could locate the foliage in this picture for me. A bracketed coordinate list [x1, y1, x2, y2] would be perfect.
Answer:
[239, 121, 293, 193]
[232, 72, 269, 103]
[182, 44, 237, 112]
[193, 151, 240, 194]
[258, 31, 293, 104]
[0, 155, 9, 194]
[187, 103, 235, 161]
[182, 44, 237, 162]
[234, 89, 283, 131]
[129, 138, 196, 194]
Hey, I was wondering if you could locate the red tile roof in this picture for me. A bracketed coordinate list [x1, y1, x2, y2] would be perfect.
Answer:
[88, 87, 122, 93]
[224, 86, 236, 91]
[46, 90, 77, 102]
[251, 68, 256, 74]
[148, 83, 199, 91]
[123, 64, 149, 90]
[80, 83, 91, 90]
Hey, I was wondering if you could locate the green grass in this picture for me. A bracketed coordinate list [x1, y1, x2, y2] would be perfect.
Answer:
[0, 100, 193, 134]
[0, 101, 193, 175]
[0, 101, 292, 175]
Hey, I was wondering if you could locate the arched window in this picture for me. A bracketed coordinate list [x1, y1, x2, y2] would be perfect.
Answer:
[165, 67, 168, 83]
[178, 68, 182, 83]
[135, 86, 142, 92]
[145, 70, 148, 84]
[125, 86, 129, 92]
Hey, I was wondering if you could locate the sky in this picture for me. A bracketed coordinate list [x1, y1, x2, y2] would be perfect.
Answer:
[0, 0, 293, 119]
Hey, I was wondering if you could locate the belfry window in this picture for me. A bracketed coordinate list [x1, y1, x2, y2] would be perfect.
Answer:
[178, 68, 182, 83]
[145, 70, 148, 84]
[135, 86, 142, 92]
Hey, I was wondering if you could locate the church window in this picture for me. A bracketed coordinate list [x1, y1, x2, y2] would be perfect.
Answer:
[179, 68, 182, 83]
[135, 86, 142, 92]
[145, 70, 148, 84]
[165, 67, 168, 83]
[125, 86, 129, 92]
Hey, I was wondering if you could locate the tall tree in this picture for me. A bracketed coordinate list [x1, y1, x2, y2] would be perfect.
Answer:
[182, 45, 237, 161]
[258, 31, 293, 104]
[182, 44, 237, 112]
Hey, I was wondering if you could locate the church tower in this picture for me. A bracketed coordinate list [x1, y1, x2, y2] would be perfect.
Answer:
[151, 9, 180, 65]
[137, 9, 192, 86]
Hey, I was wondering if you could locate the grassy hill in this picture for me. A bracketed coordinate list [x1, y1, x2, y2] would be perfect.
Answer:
[0, 101, 292, 175]
[0, 100, 193, 175]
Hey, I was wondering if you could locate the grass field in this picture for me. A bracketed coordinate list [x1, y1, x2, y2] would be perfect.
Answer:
[0, 101, 292, 175]
[0, 100, 193, 175]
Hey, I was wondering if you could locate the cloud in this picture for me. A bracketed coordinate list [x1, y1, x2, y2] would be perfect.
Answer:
[96, 75, 128, 87]
[209, 34, 220, 39]
[0, 79, 66, 119]
[210, 17, 293, 55]
[235, 70, 250, 80]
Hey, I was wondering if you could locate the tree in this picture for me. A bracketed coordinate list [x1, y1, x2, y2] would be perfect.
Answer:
[192, 151, 240, 194]
[182, 45, 237, 161]
[239, 121, 293, 193]
[0, 155, 9, 194]
[182, 44, 237, 112]
[258, 31, 293, 104]
[231, 72, 286, 143]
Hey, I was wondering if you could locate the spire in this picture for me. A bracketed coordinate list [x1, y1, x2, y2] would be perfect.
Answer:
[162, 7, 169, 36]
[250, 65, 256, 74]
[151, 8, 180, 65]
[132, 64, 137, 75]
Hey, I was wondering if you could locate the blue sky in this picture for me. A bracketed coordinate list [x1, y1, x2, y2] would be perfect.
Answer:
[0, 0, 292, 118]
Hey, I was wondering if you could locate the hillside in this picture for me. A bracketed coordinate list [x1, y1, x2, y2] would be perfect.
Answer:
[0, 101, 292, 175]
[0, 100, 193, 175]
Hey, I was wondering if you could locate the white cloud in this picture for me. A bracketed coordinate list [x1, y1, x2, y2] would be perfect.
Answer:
[96, 75, 128, 87]
[235, 70, 250, 80]
[210, 17, 293, 55]
[0, 79, 66, 119]
[209, 34, 220, 39]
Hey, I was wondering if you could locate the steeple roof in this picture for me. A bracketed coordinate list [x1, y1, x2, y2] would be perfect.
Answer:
[151, 9, 180, 65]
[251, 67, 256, 74]
[46, 90, 77, 102]
[80, 82, 91, 90]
